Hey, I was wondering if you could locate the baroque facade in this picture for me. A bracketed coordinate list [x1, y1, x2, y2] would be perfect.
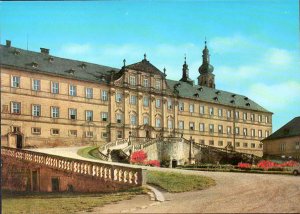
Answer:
[0, 40, 272, 156]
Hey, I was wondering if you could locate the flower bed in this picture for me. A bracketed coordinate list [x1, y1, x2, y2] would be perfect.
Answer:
[130, 150, 160, 167]
[237, 160, 299, 171]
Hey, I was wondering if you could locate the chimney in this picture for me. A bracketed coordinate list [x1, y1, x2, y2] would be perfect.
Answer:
[6, 40, 11, 47]
[40, 48, 50, 55]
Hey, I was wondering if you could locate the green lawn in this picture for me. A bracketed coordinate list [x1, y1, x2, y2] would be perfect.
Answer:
[2, 188, 146, 214]
[146, 171, 216, 193]
[77, 146, 99, 159]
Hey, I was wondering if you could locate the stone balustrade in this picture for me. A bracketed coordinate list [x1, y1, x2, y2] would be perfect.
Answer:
[1, 146, 143, 186]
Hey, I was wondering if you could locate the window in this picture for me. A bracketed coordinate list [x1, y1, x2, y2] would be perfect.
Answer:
[227, 126, 232, 135]
[32, 79, 40, 91]
[200, 140, 205, 145]
[11, 102, 21, 114]
[101, 112, 108, 122]
[218, 108, 223, 117]
[32, 127, 41, 135]
[280, 143, 286, 151]
[235, 127, 240, 135]
[258, 115, 262, 122]
[130, 95, 137, 105]
[199, 123, 205, 132]
[258, 130, 262, 138]
[295, 142, 300, 150]
[69, 130, 77, 137]
[155, 118, 161, 128]
[189, 122, 195, 130]
[101, 90, 108, 101]
[218, 141, 223, 146]
[235, 142, 240, 147]
[116, 113, 122, 123]
[155, 80, 161, 90]
[117, 131, 123, 139]
[86, 110, 93, 121]
[69, 108, 77, 120]
[12, 76, 20, 88]
[51, 129, 60, 135]
[86, 88, 93, 99]
[235, 111, 239, 119]
[227, 141, 232, 147]
[156, 99, 161, 108]
[243, 143, 248, 148]
[209, 140, 214, 146]
[69, 85, 77, 96]
[143, 78, 149, 87]
[251, 129, 255, 137]
[179, 121, 184, 129]
[143, 116, 149, 125]
[85, 131, 93, 138]
[200, 105, 205, 114]
[51, 82, 59, 94]
[130, 114, 137, 126]
[265, 116, 269, 123]
[167, 99, 172, 110]
[189, 104, 194, 113]
[32, 105, 41, 117]
[129, 76, 136, 86]
[116, 92, 122, 102]
[209, 107, 214, 116]
[243, 128, 247, 136]
[243, 112, 247, 121]
[251, 143, 256, 148]
[143, 97, 149, 107]
[265, 130, 270, 137]
[167, 119, 173, 129]
[227, 110, 231, 118]
[51, 106, 59, 118]
[102, 132, 108, 139]
[218, 125, 223, 134]
[179, 102, 184, 111]
[259, 144, 263, 149]
[209, 124, 214, 133]
[250, 114, 255, 122]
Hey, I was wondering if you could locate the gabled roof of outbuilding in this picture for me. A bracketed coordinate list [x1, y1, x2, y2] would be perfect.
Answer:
[166, 79, 271, 113]
[0, 45, 119, 84]
[262, 117, 300, 141]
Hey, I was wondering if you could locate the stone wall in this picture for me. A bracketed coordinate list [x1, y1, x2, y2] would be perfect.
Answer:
[1, 147, 144, 193]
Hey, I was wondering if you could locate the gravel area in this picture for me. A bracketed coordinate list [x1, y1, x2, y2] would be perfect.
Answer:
[29, 147, 300, 213]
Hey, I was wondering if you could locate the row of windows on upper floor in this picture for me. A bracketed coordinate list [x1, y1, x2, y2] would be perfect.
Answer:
[127, 75, 162, 90]
[10, 101, 270, 138]
[10, 76, 271, 123]
[198, 140, 263, 149]
[178, 121, 270, 138]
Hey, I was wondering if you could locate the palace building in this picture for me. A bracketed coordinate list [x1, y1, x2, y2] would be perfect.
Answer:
[0, 40, 272, 156]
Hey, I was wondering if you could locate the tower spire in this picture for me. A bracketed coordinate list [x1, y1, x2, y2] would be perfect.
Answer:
[180, 54, 193, 85]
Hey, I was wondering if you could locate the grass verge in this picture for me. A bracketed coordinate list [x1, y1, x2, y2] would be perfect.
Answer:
[2, 187, 146, 214]
[77, 146, 99, 160]
[146, 171, 216, 193]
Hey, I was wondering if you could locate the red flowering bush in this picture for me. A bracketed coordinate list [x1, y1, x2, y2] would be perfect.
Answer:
[130, 150, 147, 165]
[145, 160, 161, 167]
[257, 160, 277, 170]
[278, 160, 299, 167]
[237, 162, 252, 169]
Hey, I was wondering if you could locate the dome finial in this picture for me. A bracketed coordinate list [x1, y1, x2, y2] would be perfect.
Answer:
[205, 37, 207, 47]
[144, 53, 147, 60]
[123, 59, 126, 67]
[184, 53, 187, 64]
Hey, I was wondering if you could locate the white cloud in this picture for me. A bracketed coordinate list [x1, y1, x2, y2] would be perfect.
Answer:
[61, 43, 92, 55]
[209, 34, 254, 54]
[264, 48, 293, 66]
[247, 81, 300, 111]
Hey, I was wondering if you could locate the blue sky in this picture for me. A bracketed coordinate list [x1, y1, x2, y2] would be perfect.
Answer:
[0, 0, 299, 131]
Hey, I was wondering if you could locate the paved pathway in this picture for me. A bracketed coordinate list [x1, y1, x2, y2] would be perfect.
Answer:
[29, 147, 300, 213]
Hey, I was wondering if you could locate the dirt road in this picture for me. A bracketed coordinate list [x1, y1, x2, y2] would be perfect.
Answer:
[30, 147, 300, 213]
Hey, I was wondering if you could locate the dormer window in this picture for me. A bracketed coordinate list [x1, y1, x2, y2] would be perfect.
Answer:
[80, 63, 87, 69]
[215, 91, 220, 95]
[230, 100, 235, 104]
[246, 103, 250, 106]
[31, 62, 38, 68]
[48, 57, 54, 63]
[198, 87, 203, 91]
[194, 93, 199, 97]
[13, 49, 20, 55]
[66, 69, 75, 75]
[213, 96, 218, 101]
[244, 97, 249, 101]
[232, 94, 236, 98]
